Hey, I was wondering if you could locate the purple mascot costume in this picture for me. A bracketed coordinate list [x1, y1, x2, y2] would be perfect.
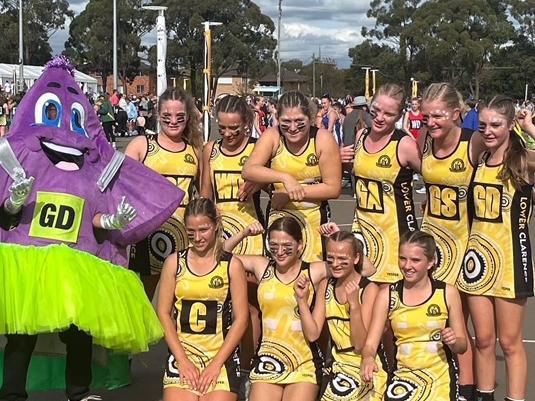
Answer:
[0, 57, 184, 401]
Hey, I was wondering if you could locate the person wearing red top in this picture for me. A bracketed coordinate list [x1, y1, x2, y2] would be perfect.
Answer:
[403, 97, 424, 139]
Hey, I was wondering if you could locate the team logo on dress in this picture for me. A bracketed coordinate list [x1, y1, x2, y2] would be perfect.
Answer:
[458, 186, 468, 200]
[210, 145, 219, 160]
[382, 181, 394, 194]
[184, 153, 196, 164]
[147, 141, 158, 156]
[262, 266, 274, 281]
[209, 275, 225, 289]
[330, 372, 359, 397]
[255, 355, 286, 375]
[449, 158, 466, 172]
[376, 155, 392, 168]
[386, 378, 418, 401]
[501, 193, 512, 210]
[305, 153, 319, 166]
[293, 306, 301, 318]
[239, 156, 249, 166]
[325, 284, 334, 301]
[389, 288, 400, 311]
[430, 329, 442, 341]
[426, 304, 441, 317]
[462, 249, 487, 285]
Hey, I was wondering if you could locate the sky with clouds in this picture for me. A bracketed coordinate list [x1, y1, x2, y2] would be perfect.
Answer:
[49, 0, 375, 68]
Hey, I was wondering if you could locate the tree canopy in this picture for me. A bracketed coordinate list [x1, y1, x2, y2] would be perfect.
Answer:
[0, 0, 73, 65]
[350, 0, 532, 99]
[64, 0, 151, 93]
[148, 0, 276, 98]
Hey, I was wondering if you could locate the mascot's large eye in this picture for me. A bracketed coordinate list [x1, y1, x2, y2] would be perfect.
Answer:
[35, 93, 62, 127]
[70, 102, 87, 137]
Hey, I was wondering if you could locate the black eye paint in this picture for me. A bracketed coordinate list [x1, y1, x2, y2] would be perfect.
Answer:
[478, 123, 486, 134]
[268, 243, 295, 255]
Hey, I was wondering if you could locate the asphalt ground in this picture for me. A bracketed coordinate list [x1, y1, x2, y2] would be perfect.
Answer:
[30, 136, 534, 400]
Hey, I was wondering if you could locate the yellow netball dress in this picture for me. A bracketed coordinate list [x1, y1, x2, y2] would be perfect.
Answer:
[269, 127, 328, 263]
[163, 250, 241, 394]
[129, 134, 198, 275]
[352, 129, 417, 283]
[458, 154, 534, 298]
[387, 280, 458, 401]
[250, 261, 323, 384]
[322, 278, 388, 401]
[208, 137, 264, 254]
[420, 129, 475, 285]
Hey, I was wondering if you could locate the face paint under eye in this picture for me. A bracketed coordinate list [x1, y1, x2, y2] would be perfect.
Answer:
[430, 110, 451, 120]
[422, 115, 429, 126]
[161, 113, 187, 124]
[268, 243, 295, 255]
[478, 123, 486, 133]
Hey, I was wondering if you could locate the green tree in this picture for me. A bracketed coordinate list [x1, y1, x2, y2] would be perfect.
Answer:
[150, 0, 276, 98]
[0, 0, 73, 64]
[508, 0, 535, 45]
[347, 39, 404, 94]
[64, 0, 151, 93]
[363, 0, 423, 87]
[407, 0, 514, 98]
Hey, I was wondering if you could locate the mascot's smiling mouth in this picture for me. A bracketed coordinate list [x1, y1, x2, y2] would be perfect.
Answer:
[41, 141, 85, 171]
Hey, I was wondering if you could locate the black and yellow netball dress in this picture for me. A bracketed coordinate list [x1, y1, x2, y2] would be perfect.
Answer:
[268, 127, 329, 263]
[459, 153, 534, 298]
[249, 261, 323, 384]
[420, 129, 475, 285]
[352, 129, 417, 283]
[129, 134, 198, 275]
[163, 250, 241, 394]
[321, 278, 388, 401]
[387, 280, 458, 401]
[208, 137, 264, 254]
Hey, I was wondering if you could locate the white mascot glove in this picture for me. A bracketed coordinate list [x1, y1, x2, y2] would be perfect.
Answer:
[100, 196, 137, 230]
[5, 175, 35, 215]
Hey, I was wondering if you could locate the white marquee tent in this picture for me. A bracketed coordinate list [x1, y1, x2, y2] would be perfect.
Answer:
[0, 63, 98, 94]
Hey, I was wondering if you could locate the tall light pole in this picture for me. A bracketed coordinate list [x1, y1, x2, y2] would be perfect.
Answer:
[18, 0, 23, 93]
[312, 53, 316, 98]
[142, 5, 168, 97]
[202, 21, 222, 143]
[276, 0, 282, 96]
[371, 69, 379, 95]
[113, 0, 118, 92]
[361, 67, 371, 99]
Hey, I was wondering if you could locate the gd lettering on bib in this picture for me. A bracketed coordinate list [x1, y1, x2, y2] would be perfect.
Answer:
[29, 192, 85, 243]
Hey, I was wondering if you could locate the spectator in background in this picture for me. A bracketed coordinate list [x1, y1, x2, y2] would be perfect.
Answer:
[332, 101, 345, 145]
[267, 98, 278, 128]
[0, 94, 8, 137]
[462, 99, 479, 132]
[342, 96, 371, 146]
[96, 94, 116, 146]
[403, 97, 425, 139]
[110, 89, 120, 106]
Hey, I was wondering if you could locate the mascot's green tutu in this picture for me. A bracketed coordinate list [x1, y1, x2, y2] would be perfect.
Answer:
[0, 243, 163, 353]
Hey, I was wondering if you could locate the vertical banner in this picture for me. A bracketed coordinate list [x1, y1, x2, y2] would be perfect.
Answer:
[156, 14, 167, 97]
[364, 68, 370, 99]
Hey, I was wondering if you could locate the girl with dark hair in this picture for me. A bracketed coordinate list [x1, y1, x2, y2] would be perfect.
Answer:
[126, 88, 203, 298]
[201, 95, 264, 254]
[361, 230, 467, 401]
[223, 216, 328, 401]
[158, 198, 249, 401]
[340, 83, 421, 284]
[200, 94, 265, 381]
[457, 96, 535, 401]
[242, 90, 342, 263]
